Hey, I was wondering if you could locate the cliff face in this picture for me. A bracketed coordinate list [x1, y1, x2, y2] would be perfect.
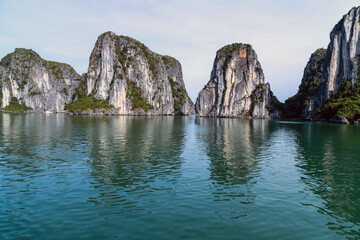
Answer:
[0, 32, 194, 115]
[195, 44, 280, 118]
[283, 49, 327, 119]
[303, 7, 360, 120]
[82, 31, 194, 115]
[0, 48, 80, 112]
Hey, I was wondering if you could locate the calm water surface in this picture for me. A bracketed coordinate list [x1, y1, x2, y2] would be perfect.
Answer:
[1, 114, 360, 239]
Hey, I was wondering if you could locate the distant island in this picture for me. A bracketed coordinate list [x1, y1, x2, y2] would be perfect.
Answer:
[1, 7, 360, 123]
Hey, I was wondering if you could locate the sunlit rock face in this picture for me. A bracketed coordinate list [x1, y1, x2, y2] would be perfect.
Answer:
[195, 43, 280, 118]
[303, 7, 360, 120]
[0, 48, 80, 112]
[84, 31, 194, 115]
[0, 32, 194, 115]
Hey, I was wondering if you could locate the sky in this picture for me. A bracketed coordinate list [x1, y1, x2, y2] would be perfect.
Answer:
[0, 0, 358, 102]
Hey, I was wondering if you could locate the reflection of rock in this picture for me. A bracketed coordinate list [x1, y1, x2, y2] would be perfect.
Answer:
[195, 118, 272, 203]
[86, 116, 188, 210]
[292, 123, 360, 234]
[0, 114, 81, 175]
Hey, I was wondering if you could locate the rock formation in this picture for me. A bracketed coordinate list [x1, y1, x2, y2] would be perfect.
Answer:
[301, 7, 360, 122]
[195, 43, 280, 118]
[75, 31, 193, 115]
[0, 32, 194, 115]
[0, 48, 81, 112]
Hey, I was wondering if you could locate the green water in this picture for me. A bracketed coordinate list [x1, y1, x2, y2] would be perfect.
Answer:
[1, 114, 360, 239]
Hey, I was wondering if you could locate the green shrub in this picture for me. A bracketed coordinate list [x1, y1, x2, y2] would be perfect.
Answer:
[18, 79, 28, 90]
[115, 35, 160, 79]
[126, 80, 154, 111]
[255, 66, 262, 73]
[45, 61, 64, 79]
[29, 91, 42, 97]
[162, 56, 177, 68]
[65, 95, 114, 113]
[318, 80, 360, 122]
[168, 76, 186, 110]
[115, 44, 128, 70]
[217, 43, 251, 72]
[3, 97, 33, 112]
[61, 88, 68, 96]
[0, 83, 2, 107]
[0, 54, 12, 67]
[1, 48, 42, 68]
[251, 83, 265, 103]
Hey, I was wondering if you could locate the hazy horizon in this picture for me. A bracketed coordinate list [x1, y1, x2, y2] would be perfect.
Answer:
[0, 0, 357, 102]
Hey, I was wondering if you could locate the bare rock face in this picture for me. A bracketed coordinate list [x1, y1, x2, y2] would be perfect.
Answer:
[0, 48, 80, 112]
[82, 31, 194, 115]
[303, 7, 360, 119]
[195, 44, 280, 118]
[0, 32, 194, 115]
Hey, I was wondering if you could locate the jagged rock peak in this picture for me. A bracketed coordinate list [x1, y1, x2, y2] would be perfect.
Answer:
[81, 31, 194, 115]
[195, 43, 280, 118]
[0, 48, 80, 112]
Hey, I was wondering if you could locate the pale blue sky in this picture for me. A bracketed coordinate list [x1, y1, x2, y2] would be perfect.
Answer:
[0, 0, 357, 101]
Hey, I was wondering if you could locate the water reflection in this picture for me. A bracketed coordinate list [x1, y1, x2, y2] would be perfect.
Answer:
[2, 114, 360, 239]
[84, 116, 188, 213]
[0, 113, 94, 239]
[290, 122, 360, 237]
[0, 113, 86, 178]
[195, 118, 273, 204]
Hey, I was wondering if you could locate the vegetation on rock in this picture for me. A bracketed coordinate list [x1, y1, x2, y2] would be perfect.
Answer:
[3, 97, 32, 112]
[126, 79, 154, 111]
[168, 76, 187, 110]
[0, 32, 193, 115]
[251, 83, 265, 104]
[268, 91, 282, 114]
[318, 80, 360, 122]
[29, 91, 42, 97]
[0, 48, 41, 68]
[162, 56, 178, 68]
[65, 95, 114, 113]
[217, 43, 251, 72]
[112, 34, 160, 80]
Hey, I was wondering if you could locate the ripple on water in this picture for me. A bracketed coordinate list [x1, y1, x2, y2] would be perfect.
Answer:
[0, 115, 360, 239]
